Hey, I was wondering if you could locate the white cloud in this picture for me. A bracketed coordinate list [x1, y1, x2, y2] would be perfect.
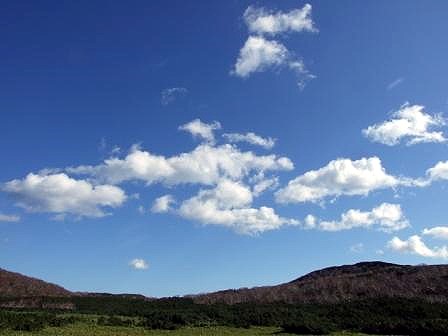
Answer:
[129, 258, 149, 270]
[288, 60, 316, 90]
[0, 213, 20, 222]
[151, 195, 175, 213]
[179, 119, 221, 143]
[233, 36, 289, 78]
[232, 3, 317, 88]
[68, 143, 293, 187]
[232, 36, 314, 89]
[178, 180, 298, 235]
[244, 3, 317, 36]
[275, 157, 400, 204]
[422, 226, 448, 240]
[3, 173, 126, 218]
[363, 103, 446, 146]
[161, 87, 188, 105]
[388, 235, 448, 259]
[306, 203, 408, 232]
[426, 160, 448, 182]
[223, 132, 276, 149]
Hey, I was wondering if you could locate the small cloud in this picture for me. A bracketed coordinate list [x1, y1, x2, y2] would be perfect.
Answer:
[129, 258, 149, 270]
[0, 213, 20, 223]
[388, 235, 448, 259]
[151, 195, 175, 213]
[232, 36, 315, 89]
[350, 243, 364, 253]
[387, 77, 404, 90]
[161, 87, 188, 105]
[137, 205, 146, 214]
[244, 3, 317, 36]
[179, 119, 221, 143]
[303, 203, 409, 233]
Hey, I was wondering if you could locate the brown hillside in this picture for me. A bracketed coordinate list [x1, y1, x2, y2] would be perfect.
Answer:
[0, 268, 71, 297]
[192, 261, 448, 304]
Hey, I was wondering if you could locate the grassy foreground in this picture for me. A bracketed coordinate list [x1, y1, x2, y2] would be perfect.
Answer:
[0, 322, 369, 336]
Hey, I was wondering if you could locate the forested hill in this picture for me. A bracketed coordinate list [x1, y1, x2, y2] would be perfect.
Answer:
[192, 261, 448, 304]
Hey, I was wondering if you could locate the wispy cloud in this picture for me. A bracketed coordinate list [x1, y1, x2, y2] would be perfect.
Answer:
[0, 213, 20, 223]
[161, 87, 188, 105]
[223, 131, 276, 149]
[387, 77, 404, 90]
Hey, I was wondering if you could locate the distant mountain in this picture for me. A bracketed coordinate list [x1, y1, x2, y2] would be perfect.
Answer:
[192, 261, 448, 304]
[0, 268, 71, 297]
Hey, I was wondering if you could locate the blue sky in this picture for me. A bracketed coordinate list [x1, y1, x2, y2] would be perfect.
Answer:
[2, 0, 448, 297]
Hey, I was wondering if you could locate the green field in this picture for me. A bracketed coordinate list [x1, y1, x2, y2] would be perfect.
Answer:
[0, 322, 369, 336]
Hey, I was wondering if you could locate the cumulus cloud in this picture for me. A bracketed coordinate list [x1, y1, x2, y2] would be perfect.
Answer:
[305, 203, 408, 232]
[3, 173, 126, 218]
[178, 179, 298, 235]
[363, 104, 446, 146]
[179, 119, 221, 143]
[233, 36, 289, 78]
[275, 157, 400, 204]
[244, 3, 317, 36]
[232, 36, 314, 89]
[422, 226, 448, 240]
[0, 120, 298, 234]
[223, 132, 276, 149]
[388, 235, 448, 259]
[232, 3, 317, 88]
[161, 87, 188, 105]
[409, 160, 448, 188]
[426, 160, 448, 182]
[151, 195, 175, 213]
[0, 213, 20, 222]
[129, 258, 149, 270]
[68, 143, 293, 187]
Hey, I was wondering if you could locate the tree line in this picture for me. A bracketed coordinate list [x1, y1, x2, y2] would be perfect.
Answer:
[1, 296, 448, 335]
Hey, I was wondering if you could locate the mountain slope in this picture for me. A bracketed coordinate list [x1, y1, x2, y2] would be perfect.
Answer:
[192, 261, 448, 304]
[0, 268, 71, 297]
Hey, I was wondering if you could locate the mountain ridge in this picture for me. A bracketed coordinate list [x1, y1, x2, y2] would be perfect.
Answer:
[2, 261, 448, 305]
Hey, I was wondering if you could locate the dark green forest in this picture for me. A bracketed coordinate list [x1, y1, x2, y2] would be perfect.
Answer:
[1, 296, 448, 335]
